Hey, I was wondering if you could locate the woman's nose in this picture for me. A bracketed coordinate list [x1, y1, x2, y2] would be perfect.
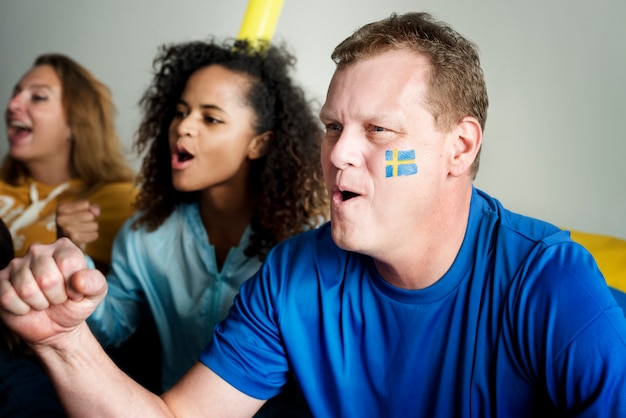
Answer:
[6, 93, 25, 114]
[176, 114, 197, 137]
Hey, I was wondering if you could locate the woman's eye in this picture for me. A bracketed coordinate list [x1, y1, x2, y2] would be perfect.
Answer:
[204, 115, 221, 124]
[173, 109, 187, 118]
[32, 94, 48, 102]
[370, 125, 387, 132]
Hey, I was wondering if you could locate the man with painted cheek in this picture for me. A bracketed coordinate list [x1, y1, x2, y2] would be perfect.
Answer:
[0, 11, 625, 418]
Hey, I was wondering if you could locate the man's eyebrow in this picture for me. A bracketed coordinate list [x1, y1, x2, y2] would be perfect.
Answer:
[319, 108, 334, 120]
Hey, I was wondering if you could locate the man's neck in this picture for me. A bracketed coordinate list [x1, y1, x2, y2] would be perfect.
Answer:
[374, 186, 472, 290]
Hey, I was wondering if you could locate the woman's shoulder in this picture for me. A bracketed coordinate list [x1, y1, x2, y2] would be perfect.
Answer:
[0, 179, 28, 194]
[123, 203, 193, 237]
[88, 181, 138, 200]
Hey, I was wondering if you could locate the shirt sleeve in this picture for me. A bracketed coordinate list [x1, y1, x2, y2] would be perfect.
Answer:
[503, 238, 626, 416]
[87, 216, 147, 348]
[199, 251, 290, 400]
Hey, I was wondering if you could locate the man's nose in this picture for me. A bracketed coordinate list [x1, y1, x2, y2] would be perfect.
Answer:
[328, 127, 364, 170]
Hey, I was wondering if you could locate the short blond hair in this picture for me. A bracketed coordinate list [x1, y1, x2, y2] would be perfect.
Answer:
[331, 12, 488, 179]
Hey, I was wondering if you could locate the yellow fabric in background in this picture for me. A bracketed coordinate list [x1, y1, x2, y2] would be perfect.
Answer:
[0, 178, 137, 265]
[569, 230, 626, 293]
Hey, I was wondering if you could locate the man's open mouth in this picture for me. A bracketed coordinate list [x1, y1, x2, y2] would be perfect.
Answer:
[341, 191, 359, 201]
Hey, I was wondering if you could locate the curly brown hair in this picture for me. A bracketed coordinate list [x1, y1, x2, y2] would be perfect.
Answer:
[133, 38, 328, 260]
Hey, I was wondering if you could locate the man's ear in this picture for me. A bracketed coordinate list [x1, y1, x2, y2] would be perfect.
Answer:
[247, 131, 274, 160]
[449, 116, 482, 177]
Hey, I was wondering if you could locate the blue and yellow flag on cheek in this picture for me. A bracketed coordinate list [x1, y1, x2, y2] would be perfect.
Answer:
[385, 149, 418, 177]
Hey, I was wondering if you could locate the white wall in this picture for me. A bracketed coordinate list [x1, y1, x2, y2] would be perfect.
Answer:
[1, 0, 625, 238]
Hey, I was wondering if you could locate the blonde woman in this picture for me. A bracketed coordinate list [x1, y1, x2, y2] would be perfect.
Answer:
[1, 53, 136, 273]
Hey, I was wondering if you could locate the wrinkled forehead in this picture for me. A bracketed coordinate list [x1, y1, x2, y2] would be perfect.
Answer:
[322, 49, 431, 114]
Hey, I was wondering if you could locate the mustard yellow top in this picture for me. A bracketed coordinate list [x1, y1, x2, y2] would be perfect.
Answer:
[0, 178, 137, 265]
[569, 229, 626, 293]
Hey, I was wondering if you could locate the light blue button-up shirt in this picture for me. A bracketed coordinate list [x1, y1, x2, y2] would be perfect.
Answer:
[87, 202, 262, 390]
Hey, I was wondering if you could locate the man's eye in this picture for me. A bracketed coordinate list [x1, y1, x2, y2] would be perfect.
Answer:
[325, 123, 342, 132]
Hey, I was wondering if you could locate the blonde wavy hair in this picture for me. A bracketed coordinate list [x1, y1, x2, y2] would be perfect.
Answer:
[1, 53, 135, 187]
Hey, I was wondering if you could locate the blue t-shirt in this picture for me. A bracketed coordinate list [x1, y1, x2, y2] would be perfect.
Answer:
[201, 188, 626, 417]
[611, 287, 626, 313]
[88, 202, 262, 390]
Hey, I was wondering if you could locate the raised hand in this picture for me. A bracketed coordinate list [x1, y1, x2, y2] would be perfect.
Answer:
[56, 200, 101, 250]
[0, 238, 107, 347]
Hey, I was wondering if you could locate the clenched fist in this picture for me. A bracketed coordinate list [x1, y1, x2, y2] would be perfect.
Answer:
[56, 200, 101, 250]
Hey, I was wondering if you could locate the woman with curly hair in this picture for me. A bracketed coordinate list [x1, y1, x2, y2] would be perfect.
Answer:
[83, 37, 328, 402]
[1, 53, 137, 272]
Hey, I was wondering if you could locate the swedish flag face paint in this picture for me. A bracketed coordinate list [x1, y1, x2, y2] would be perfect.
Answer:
[385, 149, 418, 177]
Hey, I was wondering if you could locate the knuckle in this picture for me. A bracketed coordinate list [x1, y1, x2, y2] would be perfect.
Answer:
[26, 243, 46, 257]
[18, 280, 43, 300]
[0, 293, 29, 315]
[36, 271, 63, 290]
[0, 287, 16, 308]
[56, 236, 74, 247]
[7, 257, 23, 270]
[58, 254, 85, 273]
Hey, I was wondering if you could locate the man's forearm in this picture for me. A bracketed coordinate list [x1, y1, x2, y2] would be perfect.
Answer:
[33, 322, 173, 417]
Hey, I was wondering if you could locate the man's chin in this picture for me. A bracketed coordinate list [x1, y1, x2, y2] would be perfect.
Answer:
[330, 224, 363, 253]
